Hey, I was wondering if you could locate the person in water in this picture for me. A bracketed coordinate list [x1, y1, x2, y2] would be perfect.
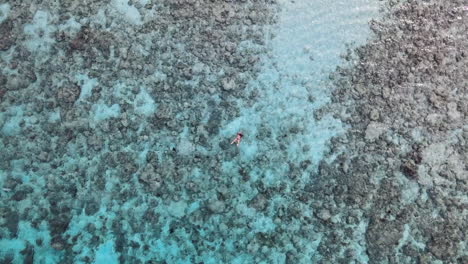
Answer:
[231, 132, 243, 146]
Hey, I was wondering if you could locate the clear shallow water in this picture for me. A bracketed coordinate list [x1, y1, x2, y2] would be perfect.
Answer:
[1, 0, 380, 263]
[224, 0, 380, 168]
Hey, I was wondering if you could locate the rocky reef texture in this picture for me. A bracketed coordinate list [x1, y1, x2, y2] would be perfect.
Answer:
[0, 0, 466, 263]
[0, 0, 281, 263]
[314, 0, 467, 263]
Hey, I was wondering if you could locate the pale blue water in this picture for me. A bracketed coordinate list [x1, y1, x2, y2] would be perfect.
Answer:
[0, 0, 381, 263]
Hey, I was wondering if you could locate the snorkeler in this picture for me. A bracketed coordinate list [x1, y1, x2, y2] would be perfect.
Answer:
[231, 132, 243, 146]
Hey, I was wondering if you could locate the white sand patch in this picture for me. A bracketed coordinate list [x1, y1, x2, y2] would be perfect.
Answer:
[75, 74, 98, 102]
[167, 201, 187, 218]
[111, 0, 143, 25]
[48, 109, 61, 122]
[93, 9, 108, 27]
[92, 103, 121, 122]
[57, 17, 82, 36]
[365, 122, 388, 141]
[1, 106, 24, 136]
[23, 10, 57, 53]
[135, 88, 156, 116]
[252, 216, 276, 233]
[177, 138, 195, 156]
[400, 177, 420, 205]
[422, 142, 449, 166]
[0, 3, 10, 23]
[94, 241, 120, 264]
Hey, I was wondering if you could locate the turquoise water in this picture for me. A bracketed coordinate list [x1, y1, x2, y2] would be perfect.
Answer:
[1, 0, 381, 263]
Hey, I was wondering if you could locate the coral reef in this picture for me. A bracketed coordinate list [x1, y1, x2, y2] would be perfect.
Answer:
[0, 0, 465, 263]
[315, 0, 467, 262]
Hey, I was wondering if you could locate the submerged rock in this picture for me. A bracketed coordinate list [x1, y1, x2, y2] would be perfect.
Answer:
[0, 254, 14, 264]
[48, 217, 70, 238]
[139, 164, 163, 192]
[400, 159, 418, 179]
[50, 236, 66, 251]
[221, 78, 235, 91]
[366, 217, 403, 261]
[20, 243, 34, 264]
[5, 210, 19, 237]
[0, 19, 15, 51]
[56, 83, 81, 107]
[248, 194, 268, 212]
[6, 75, 30, 91]
[207, 199, 226, 214]
[84, 199, 100, 216]
[317, 209, 332, 222]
